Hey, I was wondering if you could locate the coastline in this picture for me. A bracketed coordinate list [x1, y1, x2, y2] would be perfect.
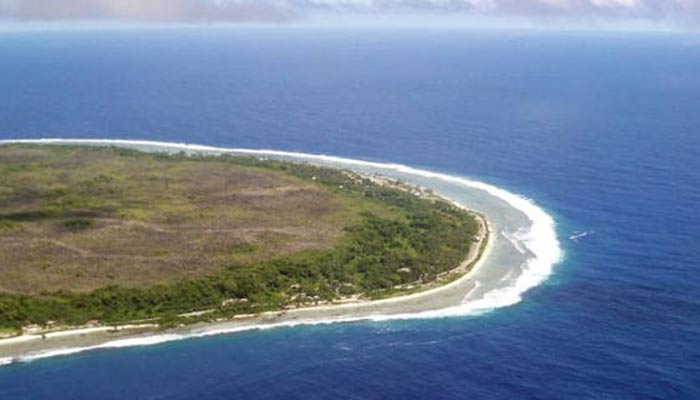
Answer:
[0, 209, 492, 364]
[0, 139, 562, 367]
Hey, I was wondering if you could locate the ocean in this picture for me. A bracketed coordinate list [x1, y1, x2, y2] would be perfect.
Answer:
[0, 28, 699, 399]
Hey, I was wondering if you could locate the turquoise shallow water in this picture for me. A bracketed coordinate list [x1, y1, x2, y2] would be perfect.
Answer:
[0, 29, 699, 399]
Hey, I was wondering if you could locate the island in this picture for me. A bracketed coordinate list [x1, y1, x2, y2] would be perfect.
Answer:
[0, 144, 489, 361]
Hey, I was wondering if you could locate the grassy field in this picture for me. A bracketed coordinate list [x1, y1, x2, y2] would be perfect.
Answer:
[0, 145, 479, 329]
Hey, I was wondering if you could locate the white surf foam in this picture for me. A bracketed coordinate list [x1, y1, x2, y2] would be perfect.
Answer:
[460, 281, 482, 303]
[15, 334, 185, 364]
[502, 229, 528, 254]
[0, 138, 563, 365]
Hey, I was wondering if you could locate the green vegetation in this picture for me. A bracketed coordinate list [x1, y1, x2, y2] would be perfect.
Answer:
[0, 220, 20, 231]
[62, 218, 96, 232]
[0, 326, 19, 338]
[0, 145, 479, 330]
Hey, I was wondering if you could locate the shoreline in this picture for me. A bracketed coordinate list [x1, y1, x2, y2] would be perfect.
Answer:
[0, 164, 492, 364]
[0, 213, 492, 365]
[0, 139, 562, 367]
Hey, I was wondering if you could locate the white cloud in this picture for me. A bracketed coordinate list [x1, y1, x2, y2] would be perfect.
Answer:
[591, 0, 638, 7]
[0, 0, 698, 29]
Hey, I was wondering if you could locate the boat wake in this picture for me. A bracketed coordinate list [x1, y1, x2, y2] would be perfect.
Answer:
[569, 231, 594, 242]
[0, 138, 564, 366]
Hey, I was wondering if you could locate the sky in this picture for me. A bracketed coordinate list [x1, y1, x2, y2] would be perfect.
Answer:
[0, 0, 698, 31]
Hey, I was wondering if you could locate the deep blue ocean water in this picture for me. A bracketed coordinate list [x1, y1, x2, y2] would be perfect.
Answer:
[0, 28, 699, 399]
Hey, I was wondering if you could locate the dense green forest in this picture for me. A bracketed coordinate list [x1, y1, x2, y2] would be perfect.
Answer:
[0, 146, 480, 330]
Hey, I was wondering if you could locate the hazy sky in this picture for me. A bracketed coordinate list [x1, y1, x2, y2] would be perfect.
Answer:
[0, 0, 698, 30]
